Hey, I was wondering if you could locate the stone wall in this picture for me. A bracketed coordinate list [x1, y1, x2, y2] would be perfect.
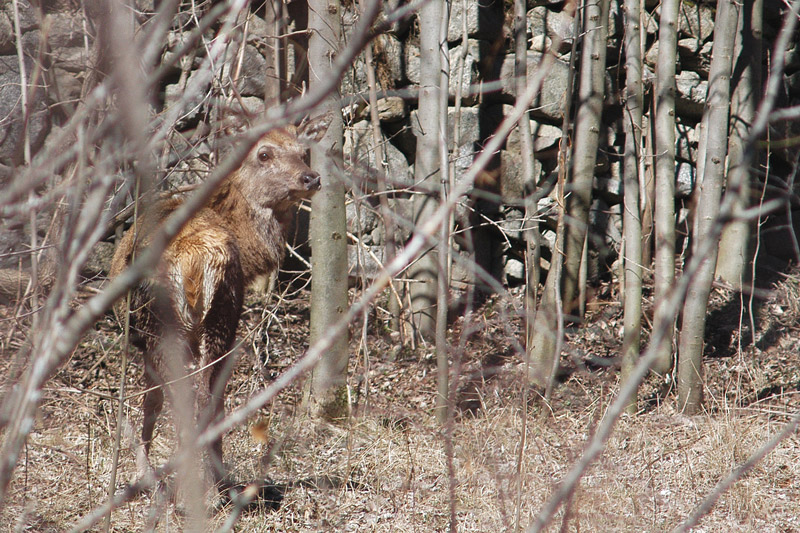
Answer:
[2, 0, 799, 283]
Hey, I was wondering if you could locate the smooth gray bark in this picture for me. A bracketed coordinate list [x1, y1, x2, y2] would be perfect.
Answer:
[561, 0, 609, 318]
[409, 0, 444, 341]
[513, 0, 536, 523]
[307, 0, 350, 421]
[262, 0, 283, 107]
[517, 0, 540, 359]
[621, 0, 643, 415]
[526, 0, 580, 389]
[652, 0, 680, 375]
[715, 0, 762, 287]
[435, 1, 450, 424]
[678, 0, 738, 414]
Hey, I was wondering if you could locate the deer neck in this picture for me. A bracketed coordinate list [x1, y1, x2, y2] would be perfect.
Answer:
[209, 179, 289, 283]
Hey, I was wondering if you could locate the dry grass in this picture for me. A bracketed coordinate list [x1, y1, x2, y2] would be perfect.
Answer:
[3, 277, 800, 532]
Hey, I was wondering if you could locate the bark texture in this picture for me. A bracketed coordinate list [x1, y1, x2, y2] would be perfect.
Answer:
[561, 0, 609, 318]
[621, 0, 644, 414]
[409, 0, 444, 341]
[652, 0, 680, 375]
[678, 0, 738, 414]
[715, 0, 762, 287]
[307, 0, 350, 421]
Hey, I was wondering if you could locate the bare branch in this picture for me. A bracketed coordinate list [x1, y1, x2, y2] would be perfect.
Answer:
[525, 3, 800, 529]
[0, 0, 385, 511]
[65, 16, 559, 527]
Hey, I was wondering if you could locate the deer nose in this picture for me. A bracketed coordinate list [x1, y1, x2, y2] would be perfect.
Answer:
[303, 172, 321, 191]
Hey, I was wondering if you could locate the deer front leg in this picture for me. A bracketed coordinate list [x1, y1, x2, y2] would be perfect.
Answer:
[138, 363, 164, 480]
[191, 356, 232, 494]
[142, 386, 164, 454]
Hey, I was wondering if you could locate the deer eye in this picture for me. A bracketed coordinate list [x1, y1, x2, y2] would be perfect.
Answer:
[257, 147, 273, 162]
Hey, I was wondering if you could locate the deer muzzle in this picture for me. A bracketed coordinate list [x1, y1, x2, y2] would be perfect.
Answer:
[303, 171, 322, 192]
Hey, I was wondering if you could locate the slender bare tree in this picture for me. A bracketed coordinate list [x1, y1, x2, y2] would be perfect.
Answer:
[434, 1, 451, 424]
[715, 0, 763, 287]
[522, 0, 608, 388]
[517, 0, 540, 360]
[526, 0, 580, 390]
[678, 0, 738, 414]
[621, 0, 644, 414]
[513, 0, 541, 525]
[409, 0, 443, 341]
[561, 0, 609, 319]
[652, 0, 681, 375]
[306, 0, 350, 420]
[262, 0, 284, 107]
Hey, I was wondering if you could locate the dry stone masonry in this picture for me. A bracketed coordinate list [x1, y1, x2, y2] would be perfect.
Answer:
[2, 0, 799, 282]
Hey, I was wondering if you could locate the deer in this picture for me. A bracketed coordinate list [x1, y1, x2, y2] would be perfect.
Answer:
[109, 115, 330, 503]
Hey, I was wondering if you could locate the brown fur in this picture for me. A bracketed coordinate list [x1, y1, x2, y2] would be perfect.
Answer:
[109, 116, 329, 495]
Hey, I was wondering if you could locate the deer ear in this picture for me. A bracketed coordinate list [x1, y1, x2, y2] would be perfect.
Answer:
[296, 114, 331, 143]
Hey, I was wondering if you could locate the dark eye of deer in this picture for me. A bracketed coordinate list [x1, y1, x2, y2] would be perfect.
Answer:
[258, 149, 272, 162]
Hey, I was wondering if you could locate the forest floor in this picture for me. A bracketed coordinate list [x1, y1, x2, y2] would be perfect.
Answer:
[2, 266, 800, 532]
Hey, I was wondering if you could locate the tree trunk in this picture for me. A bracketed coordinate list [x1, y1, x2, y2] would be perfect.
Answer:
[409, 0, 444, 341]
[677, 0, 738, 414]
[516, 0, 540, 358]
[652, 0, 680, 376]
[715, 0, 762, 287]
[364, 45, 403, 340]
[620, 0, 644, 415]
[262, 0, 283, 107]
[306, 0, 349, 421]
[561, 0, 609, 319]
[434, 2, 450, 424]
[526, 0, 580, 389]
[640, 114, 655, 267]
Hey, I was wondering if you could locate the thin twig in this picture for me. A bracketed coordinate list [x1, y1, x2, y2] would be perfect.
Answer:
[67, 11, 559, 527]
[526, 3, 800, 530]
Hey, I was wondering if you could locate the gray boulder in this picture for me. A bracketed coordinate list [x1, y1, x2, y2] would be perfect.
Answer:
[0, 56, 50, 165]
[499, 51, 572, 122]
[675, 70, 707, 118]
[344, 119, 414, 192]
[405, 39, 488, 102]
[527, 6, 575, 54]
[446, 0, 503, 42]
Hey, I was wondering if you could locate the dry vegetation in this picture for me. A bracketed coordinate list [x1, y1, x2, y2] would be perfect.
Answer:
[2, 269, 800, 532]
[2, 0, 799, 529]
